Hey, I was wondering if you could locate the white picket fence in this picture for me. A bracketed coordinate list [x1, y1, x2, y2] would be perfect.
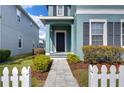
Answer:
[89, 65, 124, 87]
[0, 66, 31, 87]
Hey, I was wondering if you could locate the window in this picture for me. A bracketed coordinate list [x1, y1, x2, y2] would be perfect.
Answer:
[16, 9, 21, 22]
[57, 5, 64, 16]
[90, 20, 107, 46]
[18, 35, 23, 49]
[121, 21, 124, 47]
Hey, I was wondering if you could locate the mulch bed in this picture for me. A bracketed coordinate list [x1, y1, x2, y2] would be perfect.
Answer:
[69, 62, 89, 71]
[69, 61, 123, 72]
[32, 71, 48, 80]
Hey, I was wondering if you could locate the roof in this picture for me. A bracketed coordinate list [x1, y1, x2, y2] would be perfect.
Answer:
[39, 16, 74, 24]
[16, 5, 40, 29]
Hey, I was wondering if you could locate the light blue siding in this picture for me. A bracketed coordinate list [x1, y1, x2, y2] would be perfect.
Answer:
[77, 5, 124, 10]
[75, 14, 124, 59]
[0, 5, 39, 55]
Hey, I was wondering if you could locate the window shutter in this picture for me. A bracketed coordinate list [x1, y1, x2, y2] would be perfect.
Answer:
[83, 22, 89, 45]
[114, 22, 121, 46]
[64, 6, 68, 16]
[53, 5, 56, 16]
[107, 22, 114, 46]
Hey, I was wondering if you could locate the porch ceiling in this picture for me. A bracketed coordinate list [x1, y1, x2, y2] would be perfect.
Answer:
[39, 16, 74, 24]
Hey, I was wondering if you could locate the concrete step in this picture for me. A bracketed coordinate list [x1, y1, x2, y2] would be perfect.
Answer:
[50, 53, 67, 58]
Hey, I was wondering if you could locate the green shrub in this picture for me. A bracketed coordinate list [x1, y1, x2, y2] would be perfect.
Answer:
[0, 49, 11, 62]
[82, 46, 124, 64]
[33, 54, 51, 72]
[67, 53, 80, 64]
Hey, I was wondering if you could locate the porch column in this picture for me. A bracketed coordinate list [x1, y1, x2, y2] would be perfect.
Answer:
[50, 31, 53, 53]
[71, 24, 74, 53]
[45, 24, 50, 55]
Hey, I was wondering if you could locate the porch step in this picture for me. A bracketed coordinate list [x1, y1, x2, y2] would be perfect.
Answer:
[50, 53, 67, 58]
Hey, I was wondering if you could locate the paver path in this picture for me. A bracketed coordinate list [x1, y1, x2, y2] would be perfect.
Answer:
[44, 58, 79, 87]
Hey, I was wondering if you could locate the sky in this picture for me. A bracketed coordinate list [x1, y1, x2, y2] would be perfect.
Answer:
[22, 5, 48, 40]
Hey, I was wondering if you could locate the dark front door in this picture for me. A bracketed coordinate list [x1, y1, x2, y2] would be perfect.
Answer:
[56, 32, 65, 52]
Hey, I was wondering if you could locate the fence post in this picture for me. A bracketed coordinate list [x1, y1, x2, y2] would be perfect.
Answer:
[92, 65, 98, 87]
[1, 67, 9, 87]
[11, 67, 19, 87]
[88, 65, 92, 87]
[101, 65, 107, 87]
[109, 65, 116, 87]
[119, 65, 124, 87]
[21, 67, 30, 87]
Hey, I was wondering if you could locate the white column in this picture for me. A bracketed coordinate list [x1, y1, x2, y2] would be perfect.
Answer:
[71, 24, 74, 52]
[45, 24, 50, 55]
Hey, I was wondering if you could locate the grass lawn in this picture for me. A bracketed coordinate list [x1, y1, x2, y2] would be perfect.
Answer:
[0, 53, 48, 87]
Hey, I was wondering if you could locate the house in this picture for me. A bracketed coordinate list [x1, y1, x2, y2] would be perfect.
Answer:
[0, 5, 39, 56]
[40, 5, 124, 59]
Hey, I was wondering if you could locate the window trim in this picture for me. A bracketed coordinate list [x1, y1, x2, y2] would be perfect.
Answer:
[121, 19, 124, 47]
[18, 34, 23, 49]
[89, 19, 107, 46]
[57, 5, 64, 16]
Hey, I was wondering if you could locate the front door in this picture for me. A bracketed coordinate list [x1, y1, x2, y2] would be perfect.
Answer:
[56, 32, 65, 52]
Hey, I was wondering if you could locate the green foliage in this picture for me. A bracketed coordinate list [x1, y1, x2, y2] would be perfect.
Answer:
[0, 49, 11, 62]
[67, 53, 80, 64]
[33, 55, 51, 72]
[82, 46, 124, 64]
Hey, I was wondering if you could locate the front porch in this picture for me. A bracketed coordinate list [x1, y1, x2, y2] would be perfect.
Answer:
[41, 16, 74, 56]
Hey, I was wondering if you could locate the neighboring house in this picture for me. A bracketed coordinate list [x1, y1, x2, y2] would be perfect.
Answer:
[40, 5, 124, 59]
[0, 5, 39, 56]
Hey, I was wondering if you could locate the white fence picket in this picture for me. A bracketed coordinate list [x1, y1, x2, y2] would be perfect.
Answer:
[11, 67, 19, 87]
[1, 67, 9, 87]
[88, 65, 92, 87]
[0, 66, 31, 87]
[101, 65, 107, 87]
[28, 66, 31, 87]
[92, 65, 98, 87]
[21, 67, 30, 87]
[119, 65, 124, 87]
[109, 65, 116, 87]
[89, 65, 124, 87]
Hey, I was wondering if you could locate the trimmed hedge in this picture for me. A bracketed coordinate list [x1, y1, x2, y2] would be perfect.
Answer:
[67, 53, 80, 64]
[33, 54, 51, 72]
[0, 49, 11, 62]
[82, 46, 124, 64]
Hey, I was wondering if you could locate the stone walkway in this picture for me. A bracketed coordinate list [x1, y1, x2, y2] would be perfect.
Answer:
[44, 58, 79, 87]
